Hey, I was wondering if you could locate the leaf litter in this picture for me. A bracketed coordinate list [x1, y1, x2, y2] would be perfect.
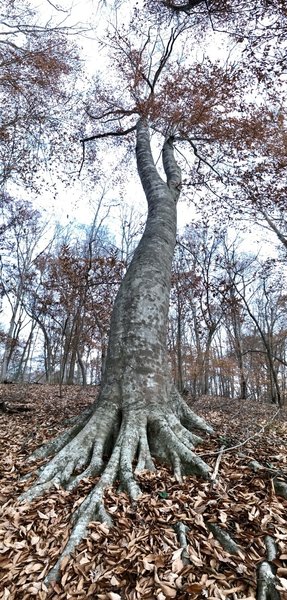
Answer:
[0, 384, 286, 599]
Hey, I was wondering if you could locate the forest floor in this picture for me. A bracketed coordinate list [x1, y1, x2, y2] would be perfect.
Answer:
[0, 384, 286, 600]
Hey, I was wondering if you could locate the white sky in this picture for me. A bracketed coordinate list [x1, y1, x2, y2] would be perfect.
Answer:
[20, 0, 282, 255]
[1, 0, 282, 349]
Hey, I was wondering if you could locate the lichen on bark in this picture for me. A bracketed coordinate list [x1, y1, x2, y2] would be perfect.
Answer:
[20, 119, 213, 583]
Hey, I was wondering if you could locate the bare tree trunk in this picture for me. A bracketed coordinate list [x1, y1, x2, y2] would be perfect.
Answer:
[77, 350, 87, 386]
[201, 326, 216, 395]
[228, 311, 247, 400]
[21, 120, 213, 583]
[1, 292, 23, 380]
[15, 320, 37, 381]
[176, 301, 184, 393]
[240, 298, 282, 406]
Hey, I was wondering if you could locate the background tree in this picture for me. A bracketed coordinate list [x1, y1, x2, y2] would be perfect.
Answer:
[0, 0, 81, 193]
[24, 225, 123, 386]
[0, 196, 47, 380]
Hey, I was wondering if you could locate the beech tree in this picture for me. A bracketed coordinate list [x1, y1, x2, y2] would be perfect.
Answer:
[20, 0, 286, 586]
[221, 246, 287, 406]
[0, 197, 46, 380]
[25, 225, 122, 385]
[22, 116, 214, 581]
[0, 0, 81, 192]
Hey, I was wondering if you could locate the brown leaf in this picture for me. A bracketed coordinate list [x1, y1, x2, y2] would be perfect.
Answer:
[185, 583, 204, 593]
[37, 511, 49, 519]
[60, 555, 70, 571]
[154, 568, 177, 598]
[24, 562, 43, 574]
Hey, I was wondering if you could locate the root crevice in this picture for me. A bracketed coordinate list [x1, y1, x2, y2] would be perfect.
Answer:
[20, 391, 212, 585]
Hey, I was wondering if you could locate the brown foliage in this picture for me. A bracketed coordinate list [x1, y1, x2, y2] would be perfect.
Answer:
[0, 0, 80, 189]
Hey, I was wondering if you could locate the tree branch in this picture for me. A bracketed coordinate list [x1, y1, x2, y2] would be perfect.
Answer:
[79, 125, 137, 175]
[260, 209, 287, 250]
[163, 0, 204, 12]
[242, 348, 287, 367]
[136, 118, 167, 200]
[187, 137, 223, 179]
[81, 125, 137, 144]
[162, 136, 182, 201]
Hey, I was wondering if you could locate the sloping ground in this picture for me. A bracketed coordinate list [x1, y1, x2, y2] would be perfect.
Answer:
[0, 384, 286, 600]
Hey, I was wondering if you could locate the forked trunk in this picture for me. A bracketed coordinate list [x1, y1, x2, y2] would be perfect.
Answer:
[99, 119, 180, 413]
[20, 120, 213, 583]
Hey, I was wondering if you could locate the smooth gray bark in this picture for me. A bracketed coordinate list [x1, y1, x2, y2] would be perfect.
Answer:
[21, 119, 213, 583]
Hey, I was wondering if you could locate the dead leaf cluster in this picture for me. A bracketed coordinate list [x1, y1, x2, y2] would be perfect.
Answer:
[0, 385, 286, 599]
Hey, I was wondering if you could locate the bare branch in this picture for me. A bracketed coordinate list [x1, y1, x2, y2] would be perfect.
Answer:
[260, 209, 287, 249]
[172, 131, 223, 180]
[81, 125, 137, 144]
[79, 125, 137, 175]
[242, 348, 287, 367]
[86, 107, 137, 122]
[150, 25, 185, 93]
[45, 0, 70, 13]
[163, 0, 204, 12]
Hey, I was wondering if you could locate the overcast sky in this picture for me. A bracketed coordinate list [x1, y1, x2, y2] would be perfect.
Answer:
[25, 0, 280, 257]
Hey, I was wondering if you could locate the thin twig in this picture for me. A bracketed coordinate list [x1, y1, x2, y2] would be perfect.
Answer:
[79, 140, 85, 176]
[211, 444, 225, 481]
[199, 409, 280, 458]
[187, 138, 223, 179]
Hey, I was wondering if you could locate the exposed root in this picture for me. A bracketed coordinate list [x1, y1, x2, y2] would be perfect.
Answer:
[46, 443, 121, 584]
[27, 405, 95, 463]
[135, 424, 155, 473]
[256, 536, 280, 600]
[20, 405, 118, 501]
[171, 387, 214, 435]
[274, 478, 287, 499]
[174, 522, 190, 565]
[20, 397, 213, 584]
[149, 414, 211, 480]
[206, 522, 240, 555]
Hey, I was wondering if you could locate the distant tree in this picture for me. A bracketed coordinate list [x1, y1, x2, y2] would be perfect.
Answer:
[0, 197, 46, 380]
[27, 227, 124, 387]
[0, 0, 81, 192]
[221, 243, 287, 406]
[179, 225, 225, 395]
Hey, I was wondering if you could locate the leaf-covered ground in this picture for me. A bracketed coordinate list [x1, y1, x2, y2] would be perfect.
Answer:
[0, 384, 286, 600]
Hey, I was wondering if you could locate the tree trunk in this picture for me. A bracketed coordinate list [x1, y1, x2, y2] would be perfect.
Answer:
[15, 320, 36, 381]
[1, 291, 23, 380]
[202, 328, 215, 395]
[77, 350, 87, 386]
[228, 311, 247, 400]
[21, 120, 213, 583]
[176, 299, 184, 393]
